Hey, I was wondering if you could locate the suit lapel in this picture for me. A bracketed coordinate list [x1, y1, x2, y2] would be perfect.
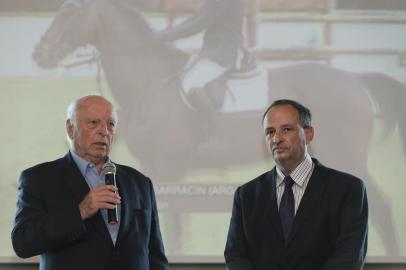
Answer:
[115, 166, 144, 245]
[59, 153, 89, 202]
[59, 153, 114, 247]
[115, 168, 130, 245]
[286, 160, 328, 247]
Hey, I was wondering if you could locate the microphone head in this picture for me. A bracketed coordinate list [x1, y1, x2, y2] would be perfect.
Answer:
[102, 161, 116, 175]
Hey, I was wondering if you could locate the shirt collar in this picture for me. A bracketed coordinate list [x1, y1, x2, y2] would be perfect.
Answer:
[276, 153, 313, 187]
[70, 150, 95, 177]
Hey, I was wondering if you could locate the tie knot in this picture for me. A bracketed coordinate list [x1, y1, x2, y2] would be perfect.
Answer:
[284, 176, 294, 188]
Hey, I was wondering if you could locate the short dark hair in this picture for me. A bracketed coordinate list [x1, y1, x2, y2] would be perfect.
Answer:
[262, 99, 312, 128]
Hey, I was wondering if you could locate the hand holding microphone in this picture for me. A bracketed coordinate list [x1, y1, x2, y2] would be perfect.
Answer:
[102, 161, 119, 224]
[79, 162, 121, 221]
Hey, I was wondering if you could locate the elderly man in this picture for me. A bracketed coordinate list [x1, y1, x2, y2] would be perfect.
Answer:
[225, 99, 368, 270]
[12, 95, 168, 270]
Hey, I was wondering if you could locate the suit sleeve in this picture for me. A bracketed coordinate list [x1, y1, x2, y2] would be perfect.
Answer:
[321, 178, 368, 270]
[147, 178, 169, 270]
[11, 170, 87, 258]
[224, 187, 253, 270]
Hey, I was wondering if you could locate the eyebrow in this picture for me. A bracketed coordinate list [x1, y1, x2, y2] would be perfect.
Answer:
[265, 123, 294, 129]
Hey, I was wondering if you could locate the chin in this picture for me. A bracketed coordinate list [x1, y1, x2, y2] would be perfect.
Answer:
[273, 151, 287, 159]
[91, 147, 108, 155]
[274, 155, 290, 164]
[91, 151, 108, 159]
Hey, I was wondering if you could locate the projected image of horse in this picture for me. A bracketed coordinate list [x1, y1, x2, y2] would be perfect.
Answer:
[33, 0, 406, 256]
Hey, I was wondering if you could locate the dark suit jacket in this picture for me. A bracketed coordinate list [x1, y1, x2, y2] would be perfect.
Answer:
[224, 159, 368, 270]
[12, 153, 169, 270]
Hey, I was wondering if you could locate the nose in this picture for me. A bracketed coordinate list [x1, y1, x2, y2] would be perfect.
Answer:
[272, 130, 282, 144]
[98, 122, 109, 136]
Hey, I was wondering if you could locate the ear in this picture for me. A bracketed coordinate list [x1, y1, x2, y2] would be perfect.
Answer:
[66, 119, 74, 140]
[304, 126, 314, 144]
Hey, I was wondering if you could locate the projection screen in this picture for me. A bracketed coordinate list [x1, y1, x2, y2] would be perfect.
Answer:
[1, 0, 405, 263]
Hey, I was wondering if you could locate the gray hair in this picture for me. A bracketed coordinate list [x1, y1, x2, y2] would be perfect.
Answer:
[66, 95, 118, 145]
[66, 100, 78, 126]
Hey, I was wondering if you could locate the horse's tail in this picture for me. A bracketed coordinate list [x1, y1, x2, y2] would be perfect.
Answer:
[359, 72, 406, 156]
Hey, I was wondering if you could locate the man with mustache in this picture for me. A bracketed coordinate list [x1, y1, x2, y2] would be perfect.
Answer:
[224, 99, 368, 270]
[12, 95, 168, 270]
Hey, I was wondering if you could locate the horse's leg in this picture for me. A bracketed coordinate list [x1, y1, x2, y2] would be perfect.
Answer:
[356, 72, 406, 255]
[312, 103, 400, 256]
[365, 172, 400, 255]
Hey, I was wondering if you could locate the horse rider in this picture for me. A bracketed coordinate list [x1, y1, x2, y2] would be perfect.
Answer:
[153, 0, 255, 112]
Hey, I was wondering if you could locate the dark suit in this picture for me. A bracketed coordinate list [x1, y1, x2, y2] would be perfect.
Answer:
[224, 159, 368, 270]
[12, 153, 168, 270]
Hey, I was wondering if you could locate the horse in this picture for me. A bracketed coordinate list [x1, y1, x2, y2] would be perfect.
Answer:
[33, 0, 406, 257]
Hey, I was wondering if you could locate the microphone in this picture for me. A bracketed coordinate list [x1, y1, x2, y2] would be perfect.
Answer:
[102, 161, 118, 224]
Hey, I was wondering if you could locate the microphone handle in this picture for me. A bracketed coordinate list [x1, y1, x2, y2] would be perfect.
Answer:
[105, 173, 118, 224]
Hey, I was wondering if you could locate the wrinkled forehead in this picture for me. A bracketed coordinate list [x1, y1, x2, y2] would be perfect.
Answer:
[76, 97, 117, 121]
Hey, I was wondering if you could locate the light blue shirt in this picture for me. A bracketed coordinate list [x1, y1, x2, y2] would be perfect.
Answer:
[70, 150, 120, 244]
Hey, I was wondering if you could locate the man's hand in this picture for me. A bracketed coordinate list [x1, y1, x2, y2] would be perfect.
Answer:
[79, 185, 121, 220]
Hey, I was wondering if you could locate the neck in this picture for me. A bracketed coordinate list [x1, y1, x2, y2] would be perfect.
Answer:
[276, 156, 306, 176]
[278, 165, 294, 176]
[71, 149, 107, 173]
[91, 158, 107, 173]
